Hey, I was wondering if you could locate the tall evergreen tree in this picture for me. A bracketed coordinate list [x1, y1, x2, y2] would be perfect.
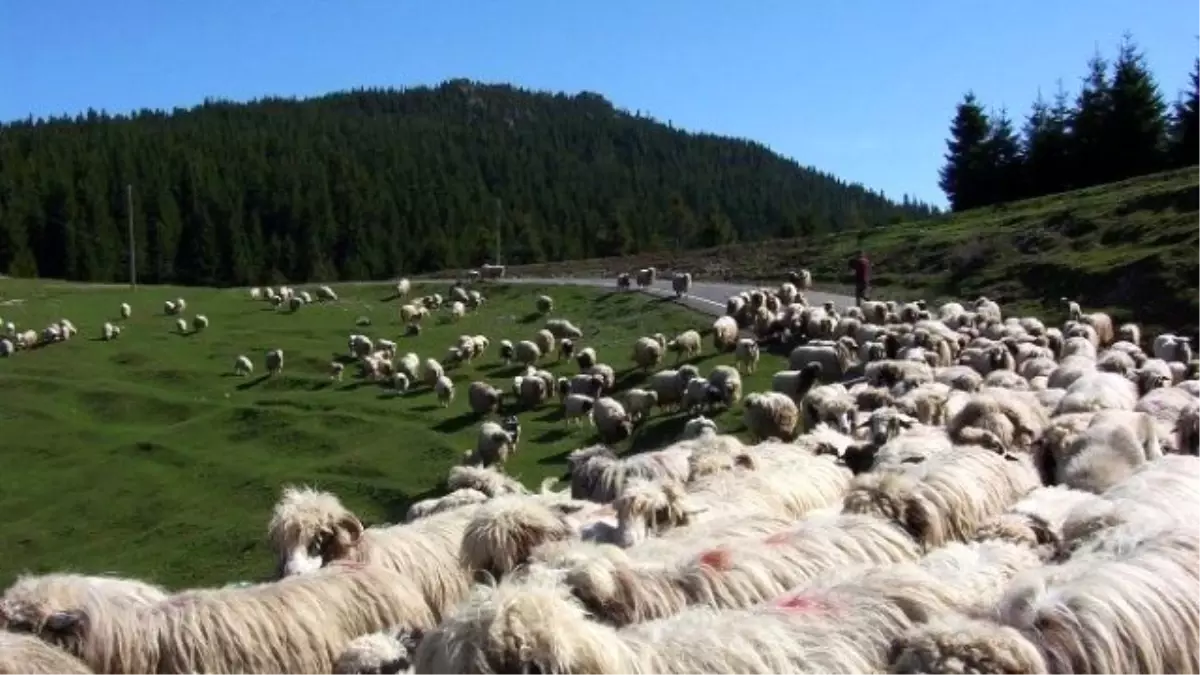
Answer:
[1168, 58, 1199, 168]
[1021, 83, 1073, 197]
[938, 92, 992, 211]
[1069, 52, 1114, 188]
[984, 107, 1023, 204]
[1103, 34, 1169, 181]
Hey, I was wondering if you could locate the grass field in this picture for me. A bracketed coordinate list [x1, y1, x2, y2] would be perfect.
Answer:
[0, 279, 786, 590]
[482, 167, 1199, 339]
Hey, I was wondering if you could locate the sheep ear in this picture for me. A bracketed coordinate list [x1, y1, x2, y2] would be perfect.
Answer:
[733, 453, 757, 470]
[337, 514, 364, 543]
[44, 610, 85, 635]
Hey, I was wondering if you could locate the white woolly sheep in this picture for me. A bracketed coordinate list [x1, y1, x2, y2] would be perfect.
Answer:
[574, 346, 598, 371]
[711, 315, 738, 352]
[733, 337, 760, 373]
[191, 314, 209, 331]
[163, 299, 178, 315]
[535, 294, 554, 314]
[333, 628, 422, 675]
[545, 318, 583, 340]
[666, 329, 702, 363]
[646, 365, 700, 411]
[1153, 333, 1193, 363]
[395, 278, 412, 297]
[0, 338, 12, 357]
[631, 336, 665, 371]
[446, 463, 527, 498]
[420, 358, 444, 387]
[592, 396, 633, 444]
[532, 329, 556, 357]
[946, 387, 1049, 453]
[173, 317, 188, 334]
[801, 382, 856, 434]
[465, 419, 522, 468]
[265, 349, 284, 376]
[789, 340, 854, 381]
[118, 302, 131, 319]
[406, 489, 490, 523]
[742, 391, 800, 441]
[621, 388, 658, 423]
[566, 443, 692, 503]
[1053, 370, 1138, 415]
[0, 630, 94, 673]
[562, 393, 596, 425]
[233, 355, 254, 376]
[101, 322, 119, 341]
[434, 375, 455, 407]
[467, 381, 502, 415]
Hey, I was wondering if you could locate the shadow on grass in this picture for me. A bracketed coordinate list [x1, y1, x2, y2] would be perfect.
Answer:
[305, 380, 334, 392]
[236, 374, 271, 390]
[535, 407, 565, 423]
[337, 380, 379, 392]
[518, 311, 543, 324]
[433, 411, 482, 434]
[413, 404, 440, 413]
[331, 352, 358, 366]
[476, 362, 505, 373]
[380, 486, 444, 523]
[537, 440, 584, 464]
[626, 414, 690, 454]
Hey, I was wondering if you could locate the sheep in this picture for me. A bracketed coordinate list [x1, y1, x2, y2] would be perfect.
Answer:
[116, 302, 132, 320]
[556, 339, 575, 363]
[671, 271, 692, 298]
[265, 349, 284, 376]
[229, 355, 254, 377]
[1038, 410, 1163, 494]
[946, 387, 1049, 453]
[970, 484, 1102, 561]
[801, 382, 856, 434]
[646, 365, 700, 411]
[463, 423, 519, 470]
[163, 299, 178, 315]
[666, 329, 702, 363]
[894, 381, 954, 426]
[0, 631, 94, 673]
[733, 337, 760, 373]
[1053, 370, 1138, 415]
[406, 489, 490, 522]
[568, 346, 596, 372]
[1153, 333, 1192, 363]
[587, 363, 616, 391]
[616, 273, 631, 289]
[1133, 385, 1196, 452]
[561, 393, 596, 426]
[394, 278, 412, 298]
[788, 268, 813, 290]
[933, 364, 984, 392]
[613, 453, 851, 547]
[391, 372, 409, 393]
[40, 562, 436, 674]
[333, 628, 422, 675]
[190, 314, 209, 332]
[447, 463, 527, 498]
[0, 573, 169, 646]
[842, 414, 954, 475]
[843, 445, 1041, 549]
[531, 329, 557, 357]
[171, 317, 187, 334]
[545, 318, 583, 340]
[535, 294, 553, 314]
[619, 388, 658, 423]
[886, 613, 1050, 674]
[631, 336, 664, 371]
[462, 381, 500, 416]
[420, 358, 444, 387]
[434, 375, 455, 407]
[711, 315, 738, 352]
[1178, 399, 1200, 455]
[99, 322, 119, 341]
[679, 415, 718, 440]
[635, 266, 657, 287]
[592, 397, 633, 444]
[268, 488, 477, 622]
[566, 443, 692, 503]
[743, 391, 800, 441]
[788, 341, 854, 381]
[0, 338, 12, 357]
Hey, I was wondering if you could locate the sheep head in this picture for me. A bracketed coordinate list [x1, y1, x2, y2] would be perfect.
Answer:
[268, 485, 365, 578]
[459, 498, 576, 581]
[613, 479, 705, 547]
[973, 513, 1064, 562]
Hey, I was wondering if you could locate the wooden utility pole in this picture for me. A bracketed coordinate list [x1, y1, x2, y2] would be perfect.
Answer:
[127, 183, 137, 290]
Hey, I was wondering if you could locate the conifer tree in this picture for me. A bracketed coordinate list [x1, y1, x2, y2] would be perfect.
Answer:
[1103, 34, 1169, 180]
[1021, 83, 1073, 197]
[1069, 52, 1114, 188]
[939, 92, 992, 211]
[1168, 58, 1199, 168]
[984, 108, 1023, 204]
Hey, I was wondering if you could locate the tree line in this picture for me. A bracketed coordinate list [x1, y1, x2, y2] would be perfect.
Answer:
[0, 80, 938, 286]
[939, 35, 1198, 212]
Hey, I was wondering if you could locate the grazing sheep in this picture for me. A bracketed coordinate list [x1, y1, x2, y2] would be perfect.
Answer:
[233, 355, 254, 376]
[119, 302, 131, 319]
[562, 393, 596, 425]
[514, 340, 542, 367]
[621, 388, 658, 423]
[592, 397, 633, 444]
[671, 271, 692, 298]
[466, 381, 502, 415]
[557, 339, 575, 363]
[743, 391, 801, 441]
[545, 318, 583, 340]
[666, 329, 702, 363]
[434, 375, 455, 407]
[535, 295, 553, 314]
[711, 315, 738, 352]
[420, 358, 444, 387]
[40, 562, 436, 674]
[733, 337, 760, 373]
[465, 420, 521, 468]
[632, 336, 665, 371]
[191, 314, 209, 331]
[645, 365, 700, 411]
[265, 349, 284, 376]
[174, 317, 188, 334]
[575, 346, 598, 371]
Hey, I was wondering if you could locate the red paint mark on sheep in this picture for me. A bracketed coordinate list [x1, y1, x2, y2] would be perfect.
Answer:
[697, 548, 734, 571]
[774, 594, 830, 614]
[764, 530, 793, 545]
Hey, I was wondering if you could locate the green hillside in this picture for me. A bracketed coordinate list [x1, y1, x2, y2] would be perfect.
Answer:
[0, 279, 785, 588]
[495, 167, 1199, 337]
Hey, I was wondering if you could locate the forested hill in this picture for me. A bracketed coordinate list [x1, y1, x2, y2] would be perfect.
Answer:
[0, 80, 936, 286]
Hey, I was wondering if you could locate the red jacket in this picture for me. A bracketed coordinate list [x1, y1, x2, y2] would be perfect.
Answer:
[849, 255, 871, 285]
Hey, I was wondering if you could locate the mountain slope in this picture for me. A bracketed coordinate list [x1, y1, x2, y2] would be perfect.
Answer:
[0, 80, 934, 286]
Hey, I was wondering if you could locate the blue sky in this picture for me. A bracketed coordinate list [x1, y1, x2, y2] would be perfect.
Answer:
[2, 1, 1196, 206]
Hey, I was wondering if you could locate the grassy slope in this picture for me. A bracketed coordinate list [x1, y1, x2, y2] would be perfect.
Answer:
[0, 279, 785, 589]
[487, 167, 1198, 337]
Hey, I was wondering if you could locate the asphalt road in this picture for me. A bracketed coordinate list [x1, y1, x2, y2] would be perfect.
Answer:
[495, 276, 857, 317]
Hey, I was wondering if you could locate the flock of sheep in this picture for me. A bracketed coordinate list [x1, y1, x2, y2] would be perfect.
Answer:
[0, 267, 1198, 674]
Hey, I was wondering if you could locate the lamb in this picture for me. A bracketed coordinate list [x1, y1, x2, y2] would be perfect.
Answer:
[566, 443, 692, 503]
[666, 329, 702, 363]
[842, 444, 1041, 549]
[733, 337, 760, 372]
[592, 397, 633, 444]
[743, 391, 801, 441]
[265, 349, 284, 376]
[420, 358, 444, 387]
[613, 453, 852, 547]
[39, 562, 437, 674]
[233, 355, 254, 376]
[0, 631, 93, 673]
[711, 315, 738, 352]
[406, 489, 490, 522]
[466, 381, 502, 416]
[631, 336, 665, 371]
[535, 294, 553, 314]
[946, 387, 1049, 453]
[671, 271, 692, 298]
[545, 318, 583, 340]
[268, 487, 475, 619]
